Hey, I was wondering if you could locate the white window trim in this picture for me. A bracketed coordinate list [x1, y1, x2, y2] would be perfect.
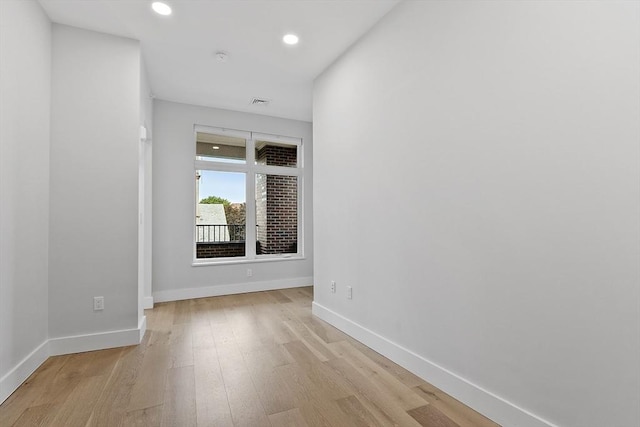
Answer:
[253, 132, 301, 146]
[194, 124, 251, 140]
[193, 125, 304, 265]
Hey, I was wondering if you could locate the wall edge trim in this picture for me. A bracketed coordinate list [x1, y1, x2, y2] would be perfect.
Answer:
[138, 315, 147, 342]
[143, 296, 154, 309]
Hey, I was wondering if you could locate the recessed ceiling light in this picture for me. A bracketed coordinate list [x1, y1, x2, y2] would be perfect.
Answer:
[152, 2, 172, 16]
[283, 34, 299, 45]
[212, 146, 220, 150]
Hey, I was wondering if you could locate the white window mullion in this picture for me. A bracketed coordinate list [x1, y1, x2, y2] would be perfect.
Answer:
[253, 164, 303, 177]
[194, 160, 247, 173]
[245, 139, 257, 258]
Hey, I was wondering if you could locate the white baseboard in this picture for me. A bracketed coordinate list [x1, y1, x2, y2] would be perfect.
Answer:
[0, 340, 49, 405]
[143, 296, 154, 309]
[49, 325, 144, 356]
[312, 302, 559, 427]
[153, 276, 313, 303]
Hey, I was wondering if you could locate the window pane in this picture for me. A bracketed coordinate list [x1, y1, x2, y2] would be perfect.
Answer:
[196, 132, 246, 163]
[255, 141, 297, 167]
[256, 174, 297, 255]
[196, 170, 246, 258]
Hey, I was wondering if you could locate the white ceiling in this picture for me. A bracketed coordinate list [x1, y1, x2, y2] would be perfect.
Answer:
[38, 0, 399, 122]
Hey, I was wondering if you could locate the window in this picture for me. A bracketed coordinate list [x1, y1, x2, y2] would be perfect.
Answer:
[194, 126, 303, 262]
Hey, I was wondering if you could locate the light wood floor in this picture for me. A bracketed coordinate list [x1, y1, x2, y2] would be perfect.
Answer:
[0, 287, 500, 427]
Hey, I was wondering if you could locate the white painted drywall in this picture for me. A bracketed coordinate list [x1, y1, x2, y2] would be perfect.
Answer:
[152, 100, 313, 297]
[313, 2, 640, 427]
[49, 25, 140, 338]
[0, 0, 51, 391]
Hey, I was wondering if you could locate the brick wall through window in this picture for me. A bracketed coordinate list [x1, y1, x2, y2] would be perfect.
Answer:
[256, 144, 297, 254]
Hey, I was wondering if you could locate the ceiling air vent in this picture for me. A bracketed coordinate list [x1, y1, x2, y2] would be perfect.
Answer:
[250, 97, 271, 107]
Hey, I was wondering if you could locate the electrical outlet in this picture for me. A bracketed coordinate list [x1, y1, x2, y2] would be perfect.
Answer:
[247, 268, 253, 277]
[330, 281, 336, 293]
[347, 286, 352, 300]
[93, 296, 104, 311]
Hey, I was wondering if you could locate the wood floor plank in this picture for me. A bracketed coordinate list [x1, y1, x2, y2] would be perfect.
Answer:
[127, 332, 171, 411]
[216, 359, 271, 426]
[246, 363, 296, 416]
[0, 356, 69, 426]
[295, 401, 338, 427]
[336, 395, 387, 427]
[32, 352, 103, 407]
[193, 344, 233, 427]
[282, 320, 336, 362]
[160, 366, 196, 427]
[169, 322, 194, 368]
[302, 315, 351, 344]
[240, 342, 296, 416]
[206, 298, 230, 325]
[192, 320, 216, 351]
[408, 404, 461, 427]
[124, 404, 163, 426]
[298, 286, 314, 298]
[173, 299, 192, 325]
[278, 287, 313, 304]
[269, 290, 293, 304]
[251, 302, 299, 345]
[86, 340, 149, 427]
[11, 403, 59, 427]
[348, 339, 426, 388]
[328, 340, 427, 411]
[213, 321, 271, 427]
[82, 347, 124, 377]
[146, 302, 175, 347]
[241, 342, 293, 370]
[326, 357, 423, 427]
[191, 297, 214, 326]
[412, 383, 501, 427]
[269, 407, 310, 427]
[283, 341, 352, 400]
[225, 298, 274, 354]
[276, 363, 358, 427]
[48, 373, 110, 426]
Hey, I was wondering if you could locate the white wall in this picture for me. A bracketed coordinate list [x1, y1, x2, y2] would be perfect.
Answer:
[313, 2, 639, 427]
[49, 25, 140, 340]
[153, 100, 313, 300]
[0, 0, 51, 402]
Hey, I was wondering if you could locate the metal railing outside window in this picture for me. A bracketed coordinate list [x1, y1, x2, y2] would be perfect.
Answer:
[196, 224, 245, 243]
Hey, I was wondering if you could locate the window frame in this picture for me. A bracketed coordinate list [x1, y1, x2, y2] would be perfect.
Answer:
[193, 125, 304, 265]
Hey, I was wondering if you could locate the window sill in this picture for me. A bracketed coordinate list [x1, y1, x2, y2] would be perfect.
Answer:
[192, 255, 305, 267]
